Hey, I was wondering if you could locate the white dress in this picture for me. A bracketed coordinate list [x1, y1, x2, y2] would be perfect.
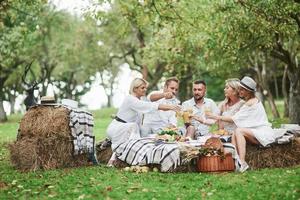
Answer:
[106, 95, 159, 150]
[232, 101, 276, 146]
[218, 100, 244, 134]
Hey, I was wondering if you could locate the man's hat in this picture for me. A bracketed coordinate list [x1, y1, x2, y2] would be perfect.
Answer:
[240, 76, 256, 92]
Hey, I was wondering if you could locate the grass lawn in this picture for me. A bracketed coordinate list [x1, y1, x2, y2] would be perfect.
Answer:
[0, 106, 299, 199]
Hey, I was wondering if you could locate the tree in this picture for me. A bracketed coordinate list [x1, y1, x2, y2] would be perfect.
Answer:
[0, 0, 45, 121]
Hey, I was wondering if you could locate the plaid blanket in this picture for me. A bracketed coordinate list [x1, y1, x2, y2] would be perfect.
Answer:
[114, 138, 243, 172]
[68, 108, 95, 155]
[114, 138, 180, 172]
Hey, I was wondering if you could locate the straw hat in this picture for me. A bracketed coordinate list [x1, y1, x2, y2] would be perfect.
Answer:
[40, 96, 56, 104]
[240, 76, 256, 92]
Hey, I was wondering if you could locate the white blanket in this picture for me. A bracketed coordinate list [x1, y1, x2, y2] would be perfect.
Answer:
[114, 138, 180, 172]
[68, 108, 95, 155]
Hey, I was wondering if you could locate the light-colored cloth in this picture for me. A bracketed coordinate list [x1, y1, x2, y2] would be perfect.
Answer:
[107, 95, 159, 150]
[182, 97, 219, 136]
[114, 138, 180, 172]
[69, 108, 95, 155]
[232, 101, 276, 146]
[141, 91, 180, 136]
[218, 100, 244, 134]
[114, 137, 242, 172]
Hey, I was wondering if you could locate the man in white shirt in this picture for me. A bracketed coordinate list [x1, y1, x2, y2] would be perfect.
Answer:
[141, 77, 180, 136]
[182, 80, 219, 139]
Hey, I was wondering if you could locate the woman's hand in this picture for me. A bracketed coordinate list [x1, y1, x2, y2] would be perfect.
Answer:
[205, 112, 218, 120]
[171, 105, 182, 112]
[190, 114, 205, 124]
[163, 92, 174, 99]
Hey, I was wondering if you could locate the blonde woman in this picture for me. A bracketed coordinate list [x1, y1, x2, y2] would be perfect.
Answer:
[106, 78, 181, 165]
[218, 78, 244, 134]
[206, 76, 276, 172]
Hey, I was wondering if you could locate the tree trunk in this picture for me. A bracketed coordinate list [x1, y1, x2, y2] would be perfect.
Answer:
[0, 99, 7, 122]
[107, 94, 112, 107]
[282, 65, 289, 117]
[9, 95, 16, 114]
[252, 53, 280, 118]
[289, 86, 300, 124]
[288, 69, 300, 123]
[262, 63, 280, 118]
[271, 34, 299, 122]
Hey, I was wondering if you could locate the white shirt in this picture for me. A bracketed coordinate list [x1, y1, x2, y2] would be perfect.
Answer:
[143, 91, 180, 128]
[107, 95, 160, 149]
[182, 97, 219, 136]
[117, 95, 159, 123]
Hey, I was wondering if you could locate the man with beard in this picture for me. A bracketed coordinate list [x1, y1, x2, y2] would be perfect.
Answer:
[141, 77, 180, 136]
[182, 80, 219, 139]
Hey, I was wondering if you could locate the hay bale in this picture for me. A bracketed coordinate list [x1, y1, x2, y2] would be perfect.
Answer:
[246, 139, 300, 169]
[10, 106, 91, 171]
[18, 106, 70, 139]
[96, 138, 113, 164]
[9, 138, 39, 171]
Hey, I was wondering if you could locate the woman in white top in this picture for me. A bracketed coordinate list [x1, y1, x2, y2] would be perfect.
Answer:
[218, 78, 244, 134]
[206, 76, 276, 172]
[106, 78, 181, 165]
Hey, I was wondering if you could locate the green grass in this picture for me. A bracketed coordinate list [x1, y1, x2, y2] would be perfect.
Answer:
[0, 105, 300, 199]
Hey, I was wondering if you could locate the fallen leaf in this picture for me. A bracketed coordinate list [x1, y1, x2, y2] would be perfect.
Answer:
[142, 188, 149, 192]
[106, 186, 112, 191]
[126, 189, 133, 193]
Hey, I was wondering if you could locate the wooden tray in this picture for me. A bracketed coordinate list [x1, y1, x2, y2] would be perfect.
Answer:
[197, 153, 235, 172]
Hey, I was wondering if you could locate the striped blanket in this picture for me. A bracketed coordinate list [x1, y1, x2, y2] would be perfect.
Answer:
[114, 138, 242, 172]
[114, 138, 180, 172]
[68, 108, 95, 155]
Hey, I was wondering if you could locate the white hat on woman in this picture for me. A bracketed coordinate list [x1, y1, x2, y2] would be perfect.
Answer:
[240, 76, 256, 92]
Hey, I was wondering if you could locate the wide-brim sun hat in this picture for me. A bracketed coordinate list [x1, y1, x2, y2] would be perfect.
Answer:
[240, 76, 256, 92]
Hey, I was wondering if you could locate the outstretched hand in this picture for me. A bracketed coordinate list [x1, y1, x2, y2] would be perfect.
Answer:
[172, 105, 182, 112]
[189, 114, 206, 124]
[205, 112, 217, 120]
[164, 92, 174, 99]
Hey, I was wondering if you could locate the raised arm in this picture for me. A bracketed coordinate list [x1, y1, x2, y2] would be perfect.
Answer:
[149, 91, 174, 102]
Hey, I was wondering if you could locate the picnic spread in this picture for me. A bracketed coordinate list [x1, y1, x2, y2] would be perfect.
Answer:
[103, 125, 300, 172]
[8, 101, 300, 172]
[112, 134, 242, 172]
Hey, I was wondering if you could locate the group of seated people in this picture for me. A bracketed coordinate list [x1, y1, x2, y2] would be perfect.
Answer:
[106, 76, 277, 172]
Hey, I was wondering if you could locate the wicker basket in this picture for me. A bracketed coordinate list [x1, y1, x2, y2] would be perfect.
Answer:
[197, 153, 235, 172]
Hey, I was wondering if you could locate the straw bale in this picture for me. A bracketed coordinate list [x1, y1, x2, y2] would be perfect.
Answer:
[10, 106, 91, 171]
[9, 138, 39, 171]
[18, 106, 70, 139]
[246, 138, 300, 169]
[96, 138, 113, 164]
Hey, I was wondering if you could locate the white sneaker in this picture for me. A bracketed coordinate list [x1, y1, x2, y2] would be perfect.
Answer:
[240, 162, 249, 173]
